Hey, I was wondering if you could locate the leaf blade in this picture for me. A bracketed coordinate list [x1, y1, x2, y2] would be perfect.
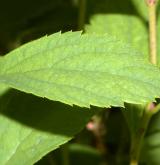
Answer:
[86, 14, 148, 59]
[0, 31, 160, 107]
[0, 88, 95, 165]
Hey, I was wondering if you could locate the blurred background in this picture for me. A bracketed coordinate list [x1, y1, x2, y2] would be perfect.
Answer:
[0, 0, 139, 54]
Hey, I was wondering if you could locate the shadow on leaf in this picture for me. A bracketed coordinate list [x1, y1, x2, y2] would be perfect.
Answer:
[0, 89, 96, 136]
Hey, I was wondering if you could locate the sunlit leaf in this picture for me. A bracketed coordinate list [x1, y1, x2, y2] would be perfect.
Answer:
[0, 31, 160, 107]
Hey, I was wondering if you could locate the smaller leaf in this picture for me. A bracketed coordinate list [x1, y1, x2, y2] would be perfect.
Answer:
[131, 0, 148, 20]
[86, 14, 148, 59]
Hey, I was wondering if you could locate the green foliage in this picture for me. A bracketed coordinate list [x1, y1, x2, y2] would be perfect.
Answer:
[0, 0, 160, 164]
[86, 14, 148, 59]
[141, 111, 160, 164]
[0, 30, 160, 164]
[122, 104, 145, 139]
[0, 87, 95, 165]
[85, 3, 160, 164]
[0, 31, 160, 108]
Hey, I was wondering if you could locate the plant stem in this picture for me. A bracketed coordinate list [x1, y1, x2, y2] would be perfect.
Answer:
[147, 0, 157, 64]
[78, 0, 86, 30]
[130, 108, 152, 165]
[130, 1, 158, 164]
[130, 103, 160, 165]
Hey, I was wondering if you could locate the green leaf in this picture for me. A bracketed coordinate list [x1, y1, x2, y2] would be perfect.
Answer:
[131, 0, 160, 21]
[0, 88, 95, 165]
[0, 31, 160, 107]
[86, 14, 148, 59]
[131, 0, 148, 20]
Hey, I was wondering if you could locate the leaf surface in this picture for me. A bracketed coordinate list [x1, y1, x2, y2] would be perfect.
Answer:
[86, 14, 148, 59]
[0, 31, 160, 107]
[0, 87, 95, 165]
